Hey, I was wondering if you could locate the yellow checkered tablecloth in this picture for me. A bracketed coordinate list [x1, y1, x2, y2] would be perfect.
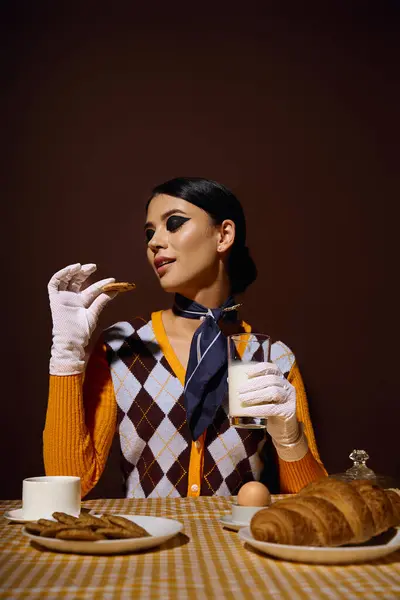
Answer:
[0, 497, 399, 599]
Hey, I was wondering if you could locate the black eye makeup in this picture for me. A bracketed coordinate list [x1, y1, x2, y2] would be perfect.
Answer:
[145, 229, 155, 243]
[144, 214, 190, 244]
[166, 215, 190, 232]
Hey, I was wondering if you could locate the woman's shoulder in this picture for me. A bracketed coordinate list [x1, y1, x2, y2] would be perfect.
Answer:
[270, 339, 296, 377]
[241, 322, 297, 377]
[247, 324, 296, 374]
[102, 316, 155, 352]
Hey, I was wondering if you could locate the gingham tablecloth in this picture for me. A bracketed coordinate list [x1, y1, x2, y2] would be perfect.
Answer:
[0, 497, 399, 600]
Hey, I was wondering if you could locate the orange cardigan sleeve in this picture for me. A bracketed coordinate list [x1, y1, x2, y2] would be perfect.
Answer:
[277, 361, 327, 493]
[43, 338, 117, 498]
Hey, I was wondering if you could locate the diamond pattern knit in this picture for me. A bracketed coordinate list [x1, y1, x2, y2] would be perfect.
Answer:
[104, 318, 268, 498]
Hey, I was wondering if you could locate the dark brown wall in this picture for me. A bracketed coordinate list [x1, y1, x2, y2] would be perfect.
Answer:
[1, 4, 399, 499]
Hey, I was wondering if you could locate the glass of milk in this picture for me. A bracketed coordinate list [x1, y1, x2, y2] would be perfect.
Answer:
[227, 333, 271, 429]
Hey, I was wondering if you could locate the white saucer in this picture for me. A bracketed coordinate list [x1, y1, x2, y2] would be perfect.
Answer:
[219, 515, 249, 531]
[3, 508, 34, 523]
[239, 527, 400, 564]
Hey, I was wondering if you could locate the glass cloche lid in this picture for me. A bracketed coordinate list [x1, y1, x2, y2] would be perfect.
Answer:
[329, 449, 398, 489]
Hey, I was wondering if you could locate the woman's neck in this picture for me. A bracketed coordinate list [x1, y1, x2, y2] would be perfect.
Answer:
[162, 272, 239, 340]
[163, 297, 244, 343]
[176, 274, 232, 309]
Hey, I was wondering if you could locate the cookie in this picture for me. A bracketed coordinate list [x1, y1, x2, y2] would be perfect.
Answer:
[40, 524, 72, 538]
[55, 528, 106, 541]
[102, 515, 149, 536]
[52, 512, 81, 525]
[102, 282, 136, 293]
[75, 513, 110, 528]
[25, 523, 46, 535]
[38, 518, 60, 527]
[95, 527, 139, 539]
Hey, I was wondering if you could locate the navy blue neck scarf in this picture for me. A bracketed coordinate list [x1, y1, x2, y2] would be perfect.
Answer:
[173, 293, 241, 440]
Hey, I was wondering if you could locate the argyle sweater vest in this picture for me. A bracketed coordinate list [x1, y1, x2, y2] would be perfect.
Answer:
[104, 318, 295, 498]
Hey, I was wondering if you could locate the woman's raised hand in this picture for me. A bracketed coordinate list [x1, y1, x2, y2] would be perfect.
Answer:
[48, 263, 116, 375]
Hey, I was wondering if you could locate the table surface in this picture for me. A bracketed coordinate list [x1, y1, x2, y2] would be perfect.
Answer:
[1, 497, 400, 600]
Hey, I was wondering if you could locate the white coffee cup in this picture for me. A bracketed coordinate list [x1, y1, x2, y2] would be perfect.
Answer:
[22, 476, 81, 520]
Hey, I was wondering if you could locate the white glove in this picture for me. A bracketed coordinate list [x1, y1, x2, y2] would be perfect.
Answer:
[48, 263, 116, 375]
[237, 362, 308, 462]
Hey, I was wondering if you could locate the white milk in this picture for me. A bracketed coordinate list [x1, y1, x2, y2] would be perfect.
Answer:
[228, 362, 251, 416]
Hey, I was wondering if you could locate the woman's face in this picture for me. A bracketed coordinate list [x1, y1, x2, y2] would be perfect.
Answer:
[145, 194, 223, 294]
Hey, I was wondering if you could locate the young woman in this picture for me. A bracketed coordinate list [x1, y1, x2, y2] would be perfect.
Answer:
[44, 177, 326, 498]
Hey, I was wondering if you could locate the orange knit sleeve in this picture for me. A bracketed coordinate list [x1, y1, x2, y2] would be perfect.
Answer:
[277, 361, 327, 493]
[43, 337, 117, 498]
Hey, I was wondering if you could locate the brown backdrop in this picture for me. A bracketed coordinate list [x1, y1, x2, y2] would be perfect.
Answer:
[1, 3, 399, 499]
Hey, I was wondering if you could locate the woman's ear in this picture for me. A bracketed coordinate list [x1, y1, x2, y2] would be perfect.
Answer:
[217, 219, 235, 253]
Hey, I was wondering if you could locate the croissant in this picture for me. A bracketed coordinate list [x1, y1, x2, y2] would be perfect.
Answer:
[250, 478, 400, 547]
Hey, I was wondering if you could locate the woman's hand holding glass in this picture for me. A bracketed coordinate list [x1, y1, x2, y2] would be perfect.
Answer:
[48, 263, 116, 375]
[237, 362, 308, 461]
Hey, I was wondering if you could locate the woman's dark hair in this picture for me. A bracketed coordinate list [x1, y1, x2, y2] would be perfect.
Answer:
[147, 177, 257, 294]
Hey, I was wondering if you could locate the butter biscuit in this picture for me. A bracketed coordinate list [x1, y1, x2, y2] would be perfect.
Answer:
[102, 282, 136, 293]
[55, 528, 106, 541]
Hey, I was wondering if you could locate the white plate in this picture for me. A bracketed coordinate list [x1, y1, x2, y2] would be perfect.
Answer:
[4, 508, 32, 523]
[23, 514, 183, 555]
[219, 515, 249, 531]
[239, 527, 400, 564]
